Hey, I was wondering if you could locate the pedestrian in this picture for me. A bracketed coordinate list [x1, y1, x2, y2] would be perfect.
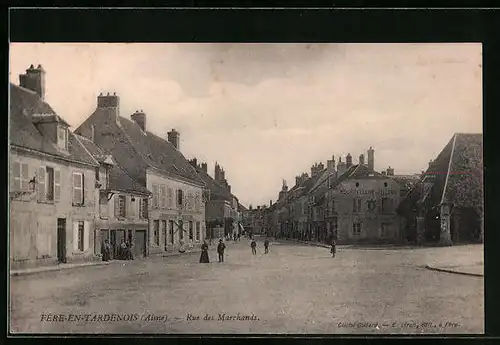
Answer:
[119, 240, 127, 260]
[330, 240, 336, 258]
[179, 240, 186, 254]
[199, 240, 210, 263]
[251, 238, 257, 255]
[102, 240, 111, 262]
[126, 241, 134, 260]
[264, 237, 269, 254]
[217, 239, 226, 262]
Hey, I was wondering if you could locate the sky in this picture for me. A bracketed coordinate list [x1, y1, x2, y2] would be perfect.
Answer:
[9, 43, 482, 207]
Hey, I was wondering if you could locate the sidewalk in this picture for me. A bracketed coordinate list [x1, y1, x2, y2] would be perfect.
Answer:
[424, 244, 484, 277]
[10, 246, 208, 277]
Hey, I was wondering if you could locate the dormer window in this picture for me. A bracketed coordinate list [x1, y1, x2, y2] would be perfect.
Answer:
[57, 125, 68, 150]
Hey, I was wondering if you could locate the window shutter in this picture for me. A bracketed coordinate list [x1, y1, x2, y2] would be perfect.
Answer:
[12, 161, 20, 190]
[54, 169, 61, 202]
[84, 221, 90, 251]
[37, 167, 46, 201]
[114, 195, 119, 217]
[21, 164, 29, 190]
[73, 221, 79, 251]
[83, 173, 88, 205]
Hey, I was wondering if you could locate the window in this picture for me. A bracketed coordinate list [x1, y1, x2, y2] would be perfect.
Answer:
[72, 172, 84, 205]
[129, 197, 136, 217]
[381, 198, 393, 213]
[169, 220, 174, 244]
[195, 193, 201, 211]
[188, 192, 193, 211]
[381, 223, 391, 238]
[177, 189, 184, 208]
[46, 167, 54, 201]
[189, 221, 194, 240]
[118, 195, 126, 217]
[54, 169, 61, 201]
[77, 221, 85, 251]
[57, 126, 68, 150]
[12, 162, 30, 191]
[331, 200, 336, 213]
[353, 223, 362, 237]
[153, 220, 160, 246]
[168, 187, 173, 209]
[196, 222, 201, 241]
[139, 198, 148, 219]
[152, 184, 159, 208]
[353, 198, 362, 213]
[160, 185, 166, 209]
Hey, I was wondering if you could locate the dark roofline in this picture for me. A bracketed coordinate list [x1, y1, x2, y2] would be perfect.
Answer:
[11, 142, 99, 168]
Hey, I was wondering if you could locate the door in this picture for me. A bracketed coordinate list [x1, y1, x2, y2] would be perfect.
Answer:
[57, 218, 67, 263]
[135, 230, 146, 257]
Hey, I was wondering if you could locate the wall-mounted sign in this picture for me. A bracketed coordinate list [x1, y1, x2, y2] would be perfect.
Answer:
[338, 189, 396, 197]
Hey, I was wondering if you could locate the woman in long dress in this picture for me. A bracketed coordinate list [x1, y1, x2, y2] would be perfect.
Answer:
[199, 241, 210, 263]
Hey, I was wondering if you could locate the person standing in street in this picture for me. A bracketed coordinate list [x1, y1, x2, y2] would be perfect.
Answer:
[330, 239, 336, 258]
[217, 239, 226, 263]
[102, 240, 111, 262]
[199, 240, 210, 263]
[264, 238, 269, 254]
[251, 238, 257, 255]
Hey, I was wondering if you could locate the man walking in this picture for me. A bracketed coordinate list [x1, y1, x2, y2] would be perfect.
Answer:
[217, 239, 226, 263]
[264, 237, 269, 254]
[330, 239, 336, 258]
[251, 238, 257, 255]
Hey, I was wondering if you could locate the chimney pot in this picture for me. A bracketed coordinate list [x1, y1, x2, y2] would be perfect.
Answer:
[19, 64, 46, 99]
[131, 110, 146, 131]
[29, 64, 34, 69]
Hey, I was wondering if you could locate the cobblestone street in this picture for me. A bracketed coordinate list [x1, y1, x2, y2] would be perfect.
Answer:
[10, 240, 483, 334]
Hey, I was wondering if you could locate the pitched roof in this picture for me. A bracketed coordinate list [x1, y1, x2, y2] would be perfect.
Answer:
[10, 83, 97, 167]
[117, 117, 203, 185]
[75, 107, 204, 187]
[397, 133, 483, 213]
[75, 134, 150, 195]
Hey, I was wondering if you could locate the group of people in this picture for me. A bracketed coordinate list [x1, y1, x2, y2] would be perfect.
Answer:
[199, 236, 272, 263]
[101, 239, 134, 261]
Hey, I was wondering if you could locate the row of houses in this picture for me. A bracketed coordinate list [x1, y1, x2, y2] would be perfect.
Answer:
[263, 136, 483, 246]
[9, 64, 243, 270]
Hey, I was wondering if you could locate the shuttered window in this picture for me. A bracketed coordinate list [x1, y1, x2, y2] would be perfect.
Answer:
[167, 187, 174, 209]
[129, 197, 136, 217]
[37, 167, 46, 201]
[152, 184, 159, 208]
[72, 172, 84, 205]
[196, 222, 200, 241]
[54, 169, 61, 202]
[160, 185, 166, 209]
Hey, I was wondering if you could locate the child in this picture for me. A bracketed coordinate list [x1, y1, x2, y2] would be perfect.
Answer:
[330, 240, 336, 258]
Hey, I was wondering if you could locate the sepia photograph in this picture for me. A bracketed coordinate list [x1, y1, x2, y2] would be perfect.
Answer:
[8, 42, 483, 334]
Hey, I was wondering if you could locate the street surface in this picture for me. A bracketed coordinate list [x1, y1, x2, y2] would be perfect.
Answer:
[10, 239, 483, 334]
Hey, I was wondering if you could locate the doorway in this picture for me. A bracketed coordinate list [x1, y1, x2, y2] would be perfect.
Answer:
[135, 230, 147, 257]
[57, 218, 67, 263]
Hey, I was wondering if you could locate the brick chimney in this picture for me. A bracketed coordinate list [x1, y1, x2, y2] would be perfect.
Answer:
[131, 109, 146, 131]
[337, 156, 346, 176]
[97, 92, 119, 108]
[215, 162, 221, 181]
[201, 162, 208, 173]
[327, 155, 336, 170]
[19, 64, 46, 100]
[359, 154, 365, 165]
[346, 153, 353, 168]
[386, 166, 394, 176]
[167, 128, 180, 150]
[367, 146, 374, 171]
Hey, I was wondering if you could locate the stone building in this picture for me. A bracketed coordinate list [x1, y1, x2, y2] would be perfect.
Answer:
[75, 96, 206, 255]
[76, 134, 151, 258]
[324, 163, 404, 244]
[397, 133, 483, 245]
[189, 159, 241, 240]
[9, 66, 99, 269]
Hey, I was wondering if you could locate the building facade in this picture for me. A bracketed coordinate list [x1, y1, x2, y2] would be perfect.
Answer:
[76, 134, 151, 259]
[9, 66, 100, 269]
[75, 95, 206, 255]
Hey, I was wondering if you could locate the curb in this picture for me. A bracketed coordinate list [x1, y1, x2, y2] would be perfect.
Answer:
[10, 261, 111, 277]
[424, 265, 484, 277]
